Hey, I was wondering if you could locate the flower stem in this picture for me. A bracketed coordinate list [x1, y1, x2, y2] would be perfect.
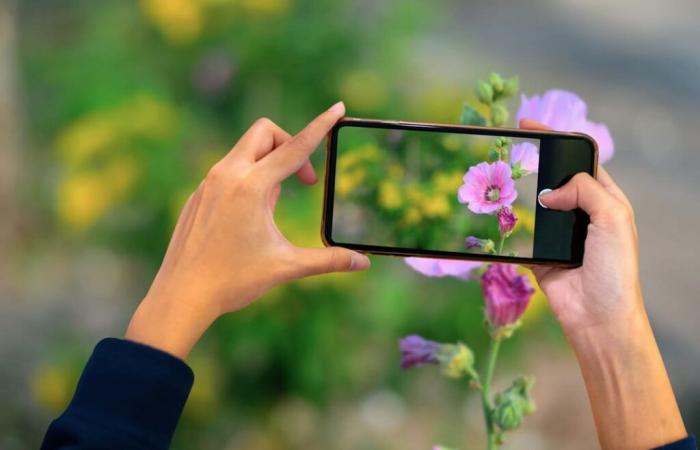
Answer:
[481, 337, 502, 450]
[497, 235, 506, 255]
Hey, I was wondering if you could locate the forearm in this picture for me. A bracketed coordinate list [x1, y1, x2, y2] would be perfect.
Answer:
[567, 299, 686, 450]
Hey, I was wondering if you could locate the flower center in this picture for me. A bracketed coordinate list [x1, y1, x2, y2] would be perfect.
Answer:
[485, 186, 501, 202]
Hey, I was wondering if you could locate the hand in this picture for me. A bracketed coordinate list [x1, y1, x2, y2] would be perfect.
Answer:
[126, 102, 370, 359]
[520, 119, 641, 336]
[520, 119, 686, 449]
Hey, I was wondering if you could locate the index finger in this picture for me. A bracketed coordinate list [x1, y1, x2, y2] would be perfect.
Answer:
[258, 101, 346, 184]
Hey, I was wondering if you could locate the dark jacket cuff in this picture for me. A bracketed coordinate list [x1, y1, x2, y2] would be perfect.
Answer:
[42, 337, 193, 449]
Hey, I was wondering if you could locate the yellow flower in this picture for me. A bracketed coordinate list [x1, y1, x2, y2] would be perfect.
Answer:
[57, 172, 115, 232]
[421, 195, 450, 219]
[141, 0, 203, 45]
[57, 157, 140, 232]
[402, 207, 422, 226]
[56, 115, 119, 166]
[378, 180, 402, 210]
[339, 70, 387, 112]
[432, 171, 463, 196]
[31, 363, 78, 414]
[336, 169, 366, 198]
[56, 95, 178, 168]
[119, 95, 178, 138]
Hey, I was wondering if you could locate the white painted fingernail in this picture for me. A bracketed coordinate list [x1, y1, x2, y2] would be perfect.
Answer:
[538, 188, 553, 208]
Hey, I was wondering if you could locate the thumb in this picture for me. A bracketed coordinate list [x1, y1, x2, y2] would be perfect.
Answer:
[538, 172, 620, 220]
[296, 247, 371, 277]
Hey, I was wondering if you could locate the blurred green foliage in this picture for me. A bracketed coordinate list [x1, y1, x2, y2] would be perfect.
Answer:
[15, 1, 556, 448]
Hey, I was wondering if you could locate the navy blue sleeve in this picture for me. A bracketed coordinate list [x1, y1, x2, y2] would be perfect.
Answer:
[41, 338, 194, 450]
[654, 435, 697, 450]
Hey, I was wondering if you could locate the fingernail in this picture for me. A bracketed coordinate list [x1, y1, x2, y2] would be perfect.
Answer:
[328, 101, 345, 115]
[349, 252, 370, 271]
[537, 188, 554, 209]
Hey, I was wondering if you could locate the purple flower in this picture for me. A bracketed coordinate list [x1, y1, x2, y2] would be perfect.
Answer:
[399, 335, 442, 369]
[465, 236, 495, 253]
[517, 90, 614, 163]
[466, 236, 483, 248]
[481, 264, 535, 330]
[510, 142, 539, 174]
[458, 161, 518, 214]
[497, 207, 518, 236]
[404, 257, 483, 280]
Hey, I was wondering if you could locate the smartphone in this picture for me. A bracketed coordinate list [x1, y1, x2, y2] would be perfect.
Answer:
[321, 118, 597, 267]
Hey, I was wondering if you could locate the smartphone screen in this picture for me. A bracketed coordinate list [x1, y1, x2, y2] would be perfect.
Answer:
[323, 119, 597, 266]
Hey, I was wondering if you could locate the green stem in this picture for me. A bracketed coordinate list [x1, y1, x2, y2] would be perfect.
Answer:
[497, 235, 505, 255]
[481, 337, 502, 450]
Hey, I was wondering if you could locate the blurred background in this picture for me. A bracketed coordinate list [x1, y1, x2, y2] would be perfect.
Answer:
[1, 0, 699, 449]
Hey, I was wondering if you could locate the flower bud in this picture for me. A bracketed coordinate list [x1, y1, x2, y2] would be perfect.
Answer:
[436, 342, 476, 379]
[502, 76, 519, 98]
[399, 335, 442, 369]
[466, 236, 496, 254]
[481, 264, 535, 335]
[497, 207, 518, 236]
[476, 80, 494, 105]
[492, 376, 536, 431]
[491, 104, 510, 127]
[488, 72, 504, 93]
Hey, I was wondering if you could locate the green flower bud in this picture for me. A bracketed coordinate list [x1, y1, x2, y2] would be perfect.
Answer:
[491, 104, 510, 127]
[492, 376, 536, 431]
[487, 147, 500, 162]
[493, 399, 522, 430]
[436, 342, 476, 379]
[502, 76, 519, 98]
[488, 72, 504, 93]
[476, 80, 494, 105]
[511, 161, 526, 179]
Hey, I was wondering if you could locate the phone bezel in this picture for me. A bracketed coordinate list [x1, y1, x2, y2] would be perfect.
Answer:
[321, 117, 598, 267]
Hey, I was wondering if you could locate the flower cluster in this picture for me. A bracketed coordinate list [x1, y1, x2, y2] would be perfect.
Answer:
[401, 75, 615, 450]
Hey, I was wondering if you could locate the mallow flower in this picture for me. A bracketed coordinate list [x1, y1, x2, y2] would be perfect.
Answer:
[516, 89, 614, 163]
[481, 264, 535, 332]
[458, 161, 517, 214]
[404, 257, 482, 280]
[510, 142, 539, 175]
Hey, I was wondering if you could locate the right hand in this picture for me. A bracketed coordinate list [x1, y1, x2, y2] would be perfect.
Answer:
[520, 119, 643, 336]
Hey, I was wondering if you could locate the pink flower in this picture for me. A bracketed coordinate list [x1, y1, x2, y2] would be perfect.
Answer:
[481, 264, 535, 329]
[458, 161, 517, 214]
[405, 257, 482, 280]
[517, 90, 614, 163]
[510, 142, 539, 174]
[497, 207, 518, 236]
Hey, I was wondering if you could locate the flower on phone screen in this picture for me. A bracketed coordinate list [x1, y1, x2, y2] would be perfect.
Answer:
[458, 161, 517, 214]
[510, 142, 539, 174]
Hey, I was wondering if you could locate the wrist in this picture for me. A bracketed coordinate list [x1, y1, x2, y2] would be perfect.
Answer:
[125, 292, 218, 360]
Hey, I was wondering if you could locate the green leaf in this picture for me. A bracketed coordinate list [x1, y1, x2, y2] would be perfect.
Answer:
[460, 104, 487, 126]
